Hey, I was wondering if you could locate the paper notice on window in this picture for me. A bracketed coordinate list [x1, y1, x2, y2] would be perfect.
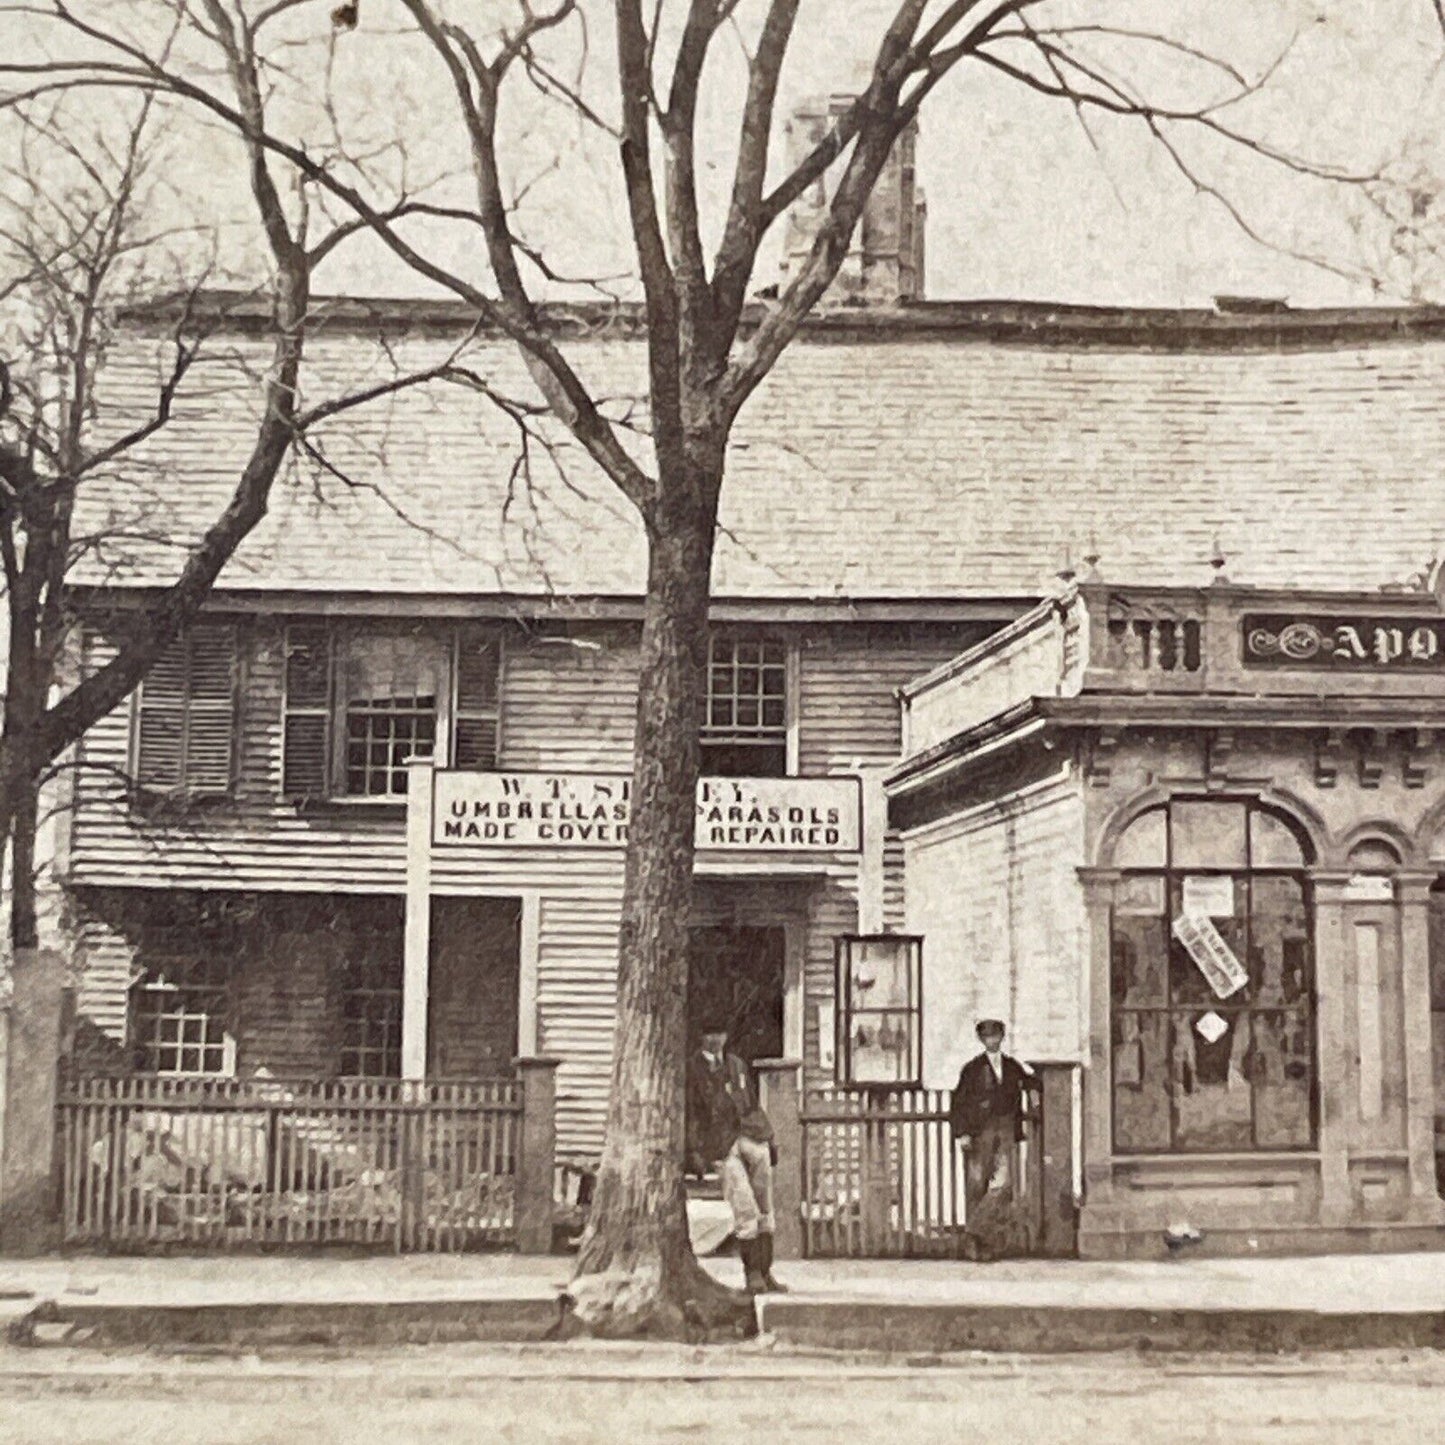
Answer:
[1172, 912, 1248, 999]
[1181, 875, 1235, 919]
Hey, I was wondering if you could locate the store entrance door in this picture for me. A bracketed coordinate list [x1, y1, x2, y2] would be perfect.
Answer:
[687, 925, 785, 1066]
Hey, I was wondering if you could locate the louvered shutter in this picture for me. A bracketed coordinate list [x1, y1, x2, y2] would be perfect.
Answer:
[135, 624, 237, 795]
[135, 641, 189, 791]
[452, 624, 500, 769]
[283, 622, 332, 798]
[183, 624, 238, 793]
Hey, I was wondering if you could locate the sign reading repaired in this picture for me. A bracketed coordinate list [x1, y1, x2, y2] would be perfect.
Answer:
[432, 771, 863, 852]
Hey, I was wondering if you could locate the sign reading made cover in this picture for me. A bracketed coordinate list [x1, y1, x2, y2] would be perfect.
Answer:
[433, 771, 862, 851]
[1243, 614, 1445, 670]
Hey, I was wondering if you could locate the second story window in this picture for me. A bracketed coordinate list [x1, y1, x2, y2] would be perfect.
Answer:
[282, 621, 501, 801]
[340, 633, 444, 796]
[701, 633, 789, 778]
[132, 622, 239, 799]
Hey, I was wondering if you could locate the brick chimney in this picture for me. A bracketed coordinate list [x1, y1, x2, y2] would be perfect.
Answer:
[779, 96, 926, 306]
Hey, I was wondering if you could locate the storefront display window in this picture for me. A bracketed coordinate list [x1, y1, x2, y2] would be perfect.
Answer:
[1110, 799, 1316, 1153]
[835, 934, 922, 1088]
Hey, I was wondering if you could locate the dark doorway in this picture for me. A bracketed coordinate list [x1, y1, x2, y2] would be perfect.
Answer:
[429, 897, 521, 1078]
[687, 925, 786, 1065]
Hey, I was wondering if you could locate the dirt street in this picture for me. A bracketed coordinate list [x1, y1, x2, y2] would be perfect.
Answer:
[1, 1342, 1443, 1444]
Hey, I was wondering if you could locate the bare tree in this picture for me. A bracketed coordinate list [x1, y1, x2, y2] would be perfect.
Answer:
[2, 0, 1414, 1334]
[0, 46, 466, 985]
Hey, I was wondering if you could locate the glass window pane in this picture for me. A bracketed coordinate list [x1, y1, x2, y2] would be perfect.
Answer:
[1113, 1012, 1171, 1151]
[1172, 1011, 1252, 1150]
[1430, 889, 1445, 1011]
[848, 938, 915, 1010]
[848, 1010, 914, 1083]
[1113, 808, 1166, 869]
[1249, 876, 1311, 1006]
[1169, 876, 1248, 1006]
[1251, 809, 1307, 867]
[1111, 914, 1167, 1007]
[1171, 800, 1247, 870]
[1251, 1010, 1313, 1147]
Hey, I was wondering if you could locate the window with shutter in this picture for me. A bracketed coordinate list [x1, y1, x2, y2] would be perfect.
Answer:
[452, 624, 501, 769]
[339, 628, 444, 796]
[282, 622, 332, 798]
[134, 624, 238, 796]
[279, 620, 503, 799]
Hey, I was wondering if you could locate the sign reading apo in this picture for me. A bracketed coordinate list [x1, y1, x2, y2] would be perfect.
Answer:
[433, 772, 862, 852]
[1243, 614, 1445, 670]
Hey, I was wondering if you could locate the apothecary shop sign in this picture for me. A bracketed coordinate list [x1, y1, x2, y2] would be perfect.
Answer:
[433, 771, 862, 851]
[1243, 614, 1445, 669]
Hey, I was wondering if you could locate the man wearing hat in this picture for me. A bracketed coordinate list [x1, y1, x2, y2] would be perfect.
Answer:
[949, 1018, 1038, 1234]
[685, 1022, 786, 1295]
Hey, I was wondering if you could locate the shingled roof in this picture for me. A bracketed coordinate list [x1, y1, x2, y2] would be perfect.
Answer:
[76, 297, 1445, 603]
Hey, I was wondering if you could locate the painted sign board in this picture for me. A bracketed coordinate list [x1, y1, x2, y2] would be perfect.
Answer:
[432, 771, 862, 851]
[1243, 614, 1445, 670]
[1181, 875, 1235, 919]
[1171, 912, 1249, 999]
[1343, 873, 1394, 903]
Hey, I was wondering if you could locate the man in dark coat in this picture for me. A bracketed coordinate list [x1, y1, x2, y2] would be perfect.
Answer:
[949, 1018, 1038, 1240]
[686, 1025, 785, 1294]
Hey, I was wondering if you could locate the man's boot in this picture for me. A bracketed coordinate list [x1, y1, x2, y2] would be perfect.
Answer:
[739, 1236, 767, 1294]
[758, 1232, 788, 1294]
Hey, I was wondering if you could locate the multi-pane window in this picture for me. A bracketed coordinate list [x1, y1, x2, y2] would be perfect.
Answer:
[129, 947, 234, 1077]
[282, 623, 501, 799]
[341, 633, 444, 796]
[701, 633, 789, 777]
[132, 623, 238, 797]
[339, 952, 402, 1078]
[1111, 798, 1316, 1154]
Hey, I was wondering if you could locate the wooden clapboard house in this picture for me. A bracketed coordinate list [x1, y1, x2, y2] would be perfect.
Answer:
[49, 283, 1445, 1257]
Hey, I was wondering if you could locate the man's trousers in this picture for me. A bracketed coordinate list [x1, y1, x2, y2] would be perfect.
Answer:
[718, 1135, 775, 1240]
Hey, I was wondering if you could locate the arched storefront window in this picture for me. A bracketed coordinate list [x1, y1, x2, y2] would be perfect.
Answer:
[1110, 798, 1315, 1154]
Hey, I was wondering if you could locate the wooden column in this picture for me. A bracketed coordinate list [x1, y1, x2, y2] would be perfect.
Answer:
[1396, 873, 1445, 1219]
[402, 758, 435, 1081]
[757, 1058, 804, 1259]
[513, 1055, 560, 1254]
[857, 768, 888, 934]
[517, 892, 541, 1057]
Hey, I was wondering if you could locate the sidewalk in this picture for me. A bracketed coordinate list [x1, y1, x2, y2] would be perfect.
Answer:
[5, 1252, 1445, 1352]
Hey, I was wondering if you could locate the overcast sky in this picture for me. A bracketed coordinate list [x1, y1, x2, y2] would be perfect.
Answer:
[5, 0, 1444, 308]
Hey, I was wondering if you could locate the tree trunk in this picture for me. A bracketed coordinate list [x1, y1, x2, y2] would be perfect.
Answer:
[9, 780, 38, 955]
[568, 468, 753, 1339]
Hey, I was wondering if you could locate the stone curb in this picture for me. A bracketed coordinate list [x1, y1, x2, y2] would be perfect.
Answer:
[6, 1295, 566, 1349]
[758, 1300, 1445, 1354]
[10, 1292, 1445, 1354]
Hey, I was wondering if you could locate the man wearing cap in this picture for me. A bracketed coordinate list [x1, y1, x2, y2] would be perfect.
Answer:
[685, 1024, 786, 1295]
[949, 1018, 1038, 1242]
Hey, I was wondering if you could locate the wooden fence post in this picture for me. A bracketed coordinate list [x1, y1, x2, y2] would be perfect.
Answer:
[513, 1056, 559, 1254]
[756, 1058, 803, 1260]
[1034, 1061, 1079, 1258]
[0, 949, 70, 1254]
